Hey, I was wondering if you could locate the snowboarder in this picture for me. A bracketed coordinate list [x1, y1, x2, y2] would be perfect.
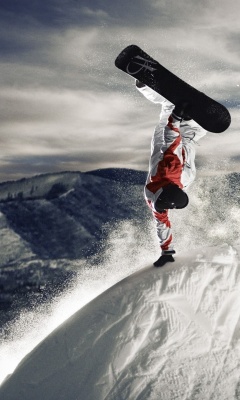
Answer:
[136, 80, 206, 267]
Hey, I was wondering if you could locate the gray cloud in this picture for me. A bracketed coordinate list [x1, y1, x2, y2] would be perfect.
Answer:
[0, 0, 239, 182]
[0, 0, 152, 31]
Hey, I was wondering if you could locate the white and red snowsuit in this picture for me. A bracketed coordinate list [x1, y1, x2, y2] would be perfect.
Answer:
[137, 85, 206, 253]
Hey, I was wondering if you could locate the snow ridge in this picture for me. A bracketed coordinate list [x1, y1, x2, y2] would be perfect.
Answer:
[1, 245, 240, 400]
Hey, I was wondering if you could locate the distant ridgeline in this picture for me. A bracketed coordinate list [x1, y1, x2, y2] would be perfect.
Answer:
[0, 168, 148, 260]
[0, 169, 147, 202]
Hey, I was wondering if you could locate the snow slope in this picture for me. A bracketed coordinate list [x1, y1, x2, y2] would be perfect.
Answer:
[1, 244, 240, 400]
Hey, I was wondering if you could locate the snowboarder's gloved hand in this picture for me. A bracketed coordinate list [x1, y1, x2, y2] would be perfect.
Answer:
[172, 102, 192, 121]
[136, 79, 146, 88]
[154, 250, 175, 267]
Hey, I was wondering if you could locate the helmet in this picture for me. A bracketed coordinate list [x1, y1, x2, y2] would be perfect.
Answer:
[154, 184, 189, 212]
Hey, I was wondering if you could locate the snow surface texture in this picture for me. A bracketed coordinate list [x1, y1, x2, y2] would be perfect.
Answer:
[1, 245, 240, 400]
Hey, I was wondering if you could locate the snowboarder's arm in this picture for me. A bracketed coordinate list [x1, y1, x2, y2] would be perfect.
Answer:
[135, 80, 166, 104]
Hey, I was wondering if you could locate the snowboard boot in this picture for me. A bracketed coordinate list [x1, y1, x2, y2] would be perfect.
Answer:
[172, 102, 192, 121]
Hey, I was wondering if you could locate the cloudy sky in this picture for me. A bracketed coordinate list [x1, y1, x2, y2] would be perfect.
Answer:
[0, 0, 239, 181]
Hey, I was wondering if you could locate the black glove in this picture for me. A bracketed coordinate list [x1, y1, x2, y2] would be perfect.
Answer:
[136, 79, 146, 88]
[153, 254, 175, 267]
[172, 102, 192, 121]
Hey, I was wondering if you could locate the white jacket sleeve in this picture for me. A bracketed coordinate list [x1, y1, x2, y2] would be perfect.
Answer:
[136, 84, 166, 104]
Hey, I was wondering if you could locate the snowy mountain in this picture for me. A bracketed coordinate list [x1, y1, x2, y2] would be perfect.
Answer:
[0, 169, 147, 261]
[0, 169, 148, 327]
[1, 244, 240, 400]
[1, 168, 240, 397]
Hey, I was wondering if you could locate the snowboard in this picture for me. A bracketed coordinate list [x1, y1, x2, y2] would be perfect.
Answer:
[115, 45, 231, 133]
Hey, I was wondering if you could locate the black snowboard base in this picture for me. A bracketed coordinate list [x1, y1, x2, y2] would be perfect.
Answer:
[115, 45, 231, 133]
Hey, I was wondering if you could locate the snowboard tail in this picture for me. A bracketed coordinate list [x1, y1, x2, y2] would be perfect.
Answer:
[115, 45, 231, 133]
